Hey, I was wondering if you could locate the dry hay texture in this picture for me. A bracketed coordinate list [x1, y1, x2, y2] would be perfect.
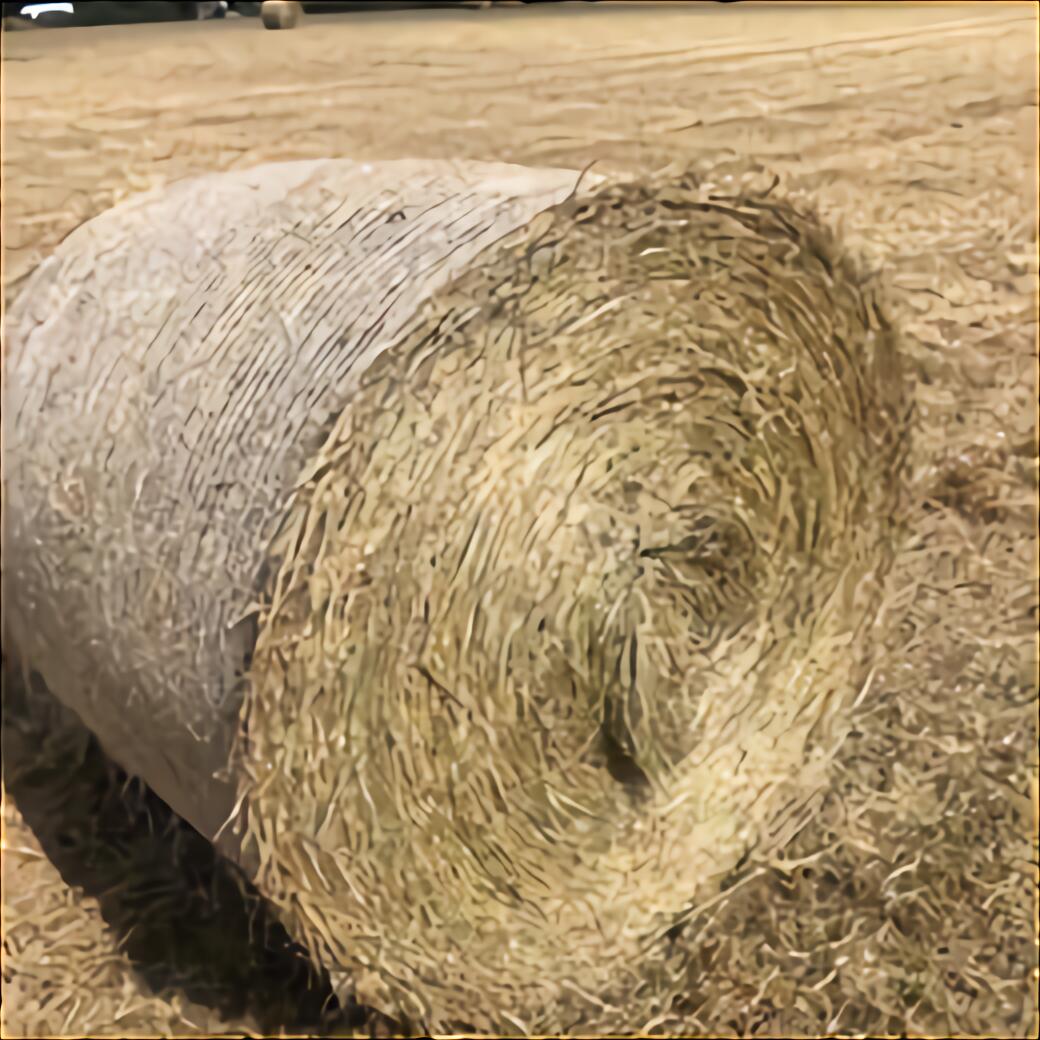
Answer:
[238, 166, 913, 1034]
[2, 149, 1036, 1038]
[3, 8, 1038, 1037]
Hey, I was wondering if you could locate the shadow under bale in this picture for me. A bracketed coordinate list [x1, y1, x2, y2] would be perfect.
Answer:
[237, 167, 913, 1033]
[1, 666, 381, 1037]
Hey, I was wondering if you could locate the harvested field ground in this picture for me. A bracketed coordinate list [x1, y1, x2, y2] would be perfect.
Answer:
[2, 2, 1038, 1037]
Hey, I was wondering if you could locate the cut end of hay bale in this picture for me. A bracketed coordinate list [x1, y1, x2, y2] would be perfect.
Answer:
[235, 165, 913, 1033]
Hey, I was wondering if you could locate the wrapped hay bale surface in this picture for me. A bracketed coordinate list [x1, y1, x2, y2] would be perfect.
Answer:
[4, 155, 912, 1034]
[2, 158, 588, 853]
[239, 167, 911, 1032]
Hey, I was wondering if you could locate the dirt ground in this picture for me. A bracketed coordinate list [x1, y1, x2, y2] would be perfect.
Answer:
[2, 2, 1038, 1037]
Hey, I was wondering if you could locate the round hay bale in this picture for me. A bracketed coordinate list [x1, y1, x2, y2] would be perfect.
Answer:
[2, 158, 590, 852]
[237, 168, 911, 1032]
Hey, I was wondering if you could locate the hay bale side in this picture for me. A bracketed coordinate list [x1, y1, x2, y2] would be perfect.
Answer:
[2, 158, 589, 851]
[238, 167, 912, 1032]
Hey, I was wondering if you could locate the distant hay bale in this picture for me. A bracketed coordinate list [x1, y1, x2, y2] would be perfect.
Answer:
[238, 168, 912, 1033]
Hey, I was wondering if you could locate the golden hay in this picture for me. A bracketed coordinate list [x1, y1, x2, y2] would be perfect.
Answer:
[3, 7, 1035, 1037]
[237, 167, 913, 1033]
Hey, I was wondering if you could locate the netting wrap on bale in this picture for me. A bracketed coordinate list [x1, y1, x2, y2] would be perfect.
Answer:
[237, 166, 913, 1033]
[2, 158, 589, 851]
